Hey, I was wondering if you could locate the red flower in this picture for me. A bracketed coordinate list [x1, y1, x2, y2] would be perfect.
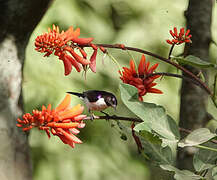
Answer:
[17, 94, 86, 148]
[166, 27, 192, 45]
[35, 24, 98, 75]
[119, 55, 163, 101]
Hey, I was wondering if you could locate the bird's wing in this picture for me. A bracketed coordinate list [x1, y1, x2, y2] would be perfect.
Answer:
[83, 90, 101, 102]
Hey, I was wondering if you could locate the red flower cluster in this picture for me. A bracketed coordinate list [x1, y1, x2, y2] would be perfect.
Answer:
[119, 55, 163, 101]
[166, 27, 192, 45]
[35, 24, 98, 75]
[17, 94, 86, 148]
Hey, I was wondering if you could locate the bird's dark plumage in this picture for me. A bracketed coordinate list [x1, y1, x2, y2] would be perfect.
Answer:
[67, 90, 117, 111]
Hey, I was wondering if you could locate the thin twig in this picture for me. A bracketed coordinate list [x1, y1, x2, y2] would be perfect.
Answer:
[146, 72, 201, 87]
[212, 74, 217, 108]
[84, 115, 217, 145]
[84, 115, 142, 122]
[83, 43, 212, 95]
[168, 44, 175, 59]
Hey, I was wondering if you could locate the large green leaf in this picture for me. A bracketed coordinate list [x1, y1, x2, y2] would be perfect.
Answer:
[193, 142, 217, 172]
[160, 165, 203, 180]
[212, 167, 217, 180]
[139, 132, 173, 165]
[119, 83, 180, 141]
[119, 83, 180, 160]
[172, 55, 217, 69]
[133, 121, 151, 132]
[178, 128, 216, 147]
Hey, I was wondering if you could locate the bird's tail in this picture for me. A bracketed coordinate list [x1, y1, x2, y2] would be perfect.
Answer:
[67, 92, 84, 98]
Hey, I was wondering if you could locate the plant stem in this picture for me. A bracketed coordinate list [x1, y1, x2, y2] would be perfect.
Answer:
[214, 74, 217, 96]
[84, 115, 142, 122]
[84, 43, 212, 96]
[84, 115, 217, 145]
[106, 52, 122, 71]
[212, 74, 217, 108]
[168, 44, 175, 59]
[147, 72, 202, 89]
[195, 144, 217, 152]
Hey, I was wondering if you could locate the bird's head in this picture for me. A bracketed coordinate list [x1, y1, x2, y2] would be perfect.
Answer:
[104, 94, 118, 110]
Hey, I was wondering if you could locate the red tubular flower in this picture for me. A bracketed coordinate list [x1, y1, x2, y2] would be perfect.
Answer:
[89, 49, 98, 73]
[166, 27, 192, 45]
[17, 94, 86, 148]
[35, 24, 97, 76]
[119, 55, 163, 101]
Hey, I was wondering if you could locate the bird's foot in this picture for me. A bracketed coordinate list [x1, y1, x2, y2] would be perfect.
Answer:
[88, 110, 96, 121]
[90, 114, 99, 121]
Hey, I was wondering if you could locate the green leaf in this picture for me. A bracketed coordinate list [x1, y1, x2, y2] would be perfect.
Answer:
[172, 55, 217, 69]
[178, 128, 216, 147]
[212, 166, 217, 179]
[197, 71, 205, 82]
[160, 165, 203, 180]
[119, 83, 180, 161]
[119, 83, 180, 141]
[133, 121, 151, 132]
[193, 142, 217, 172]
[139, 131, 162, 145]
[119, 83, 153, 131]
[140, 133, 173, 165]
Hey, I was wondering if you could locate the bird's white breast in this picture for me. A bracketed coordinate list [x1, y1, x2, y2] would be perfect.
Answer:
[84, 97, 107, 111]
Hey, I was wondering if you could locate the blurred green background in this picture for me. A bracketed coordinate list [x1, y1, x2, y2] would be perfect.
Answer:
[23, 0, 217, 179]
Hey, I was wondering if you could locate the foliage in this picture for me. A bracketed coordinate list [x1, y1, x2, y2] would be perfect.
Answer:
[160, 165, 203, 180]
[193, 142, 217, 172]
[172, 55, 217, 69]
[178, 128, 216, 147]
[22, 0, 217, 180]
[119, 83, 217, 179]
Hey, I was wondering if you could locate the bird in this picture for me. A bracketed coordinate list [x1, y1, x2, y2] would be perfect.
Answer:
[67, 90, 117, 116]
